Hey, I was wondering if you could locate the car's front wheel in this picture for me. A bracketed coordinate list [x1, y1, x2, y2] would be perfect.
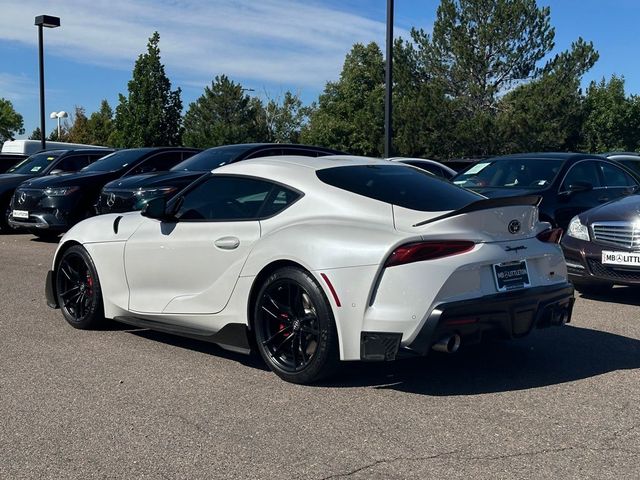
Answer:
[253, 267, 339, 384]
[55, 245, 105, 329]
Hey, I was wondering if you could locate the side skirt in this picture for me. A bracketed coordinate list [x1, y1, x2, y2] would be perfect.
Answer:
[113, 316, 252, 355]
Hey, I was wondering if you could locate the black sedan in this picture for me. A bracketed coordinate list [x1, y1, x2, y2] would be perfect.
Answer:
[452, 153, 640, 230]
[96, 143, 345, 214]
[8, 147, 199, 239]
[0, 148, 113, 231]
[562, 194, 640, 293]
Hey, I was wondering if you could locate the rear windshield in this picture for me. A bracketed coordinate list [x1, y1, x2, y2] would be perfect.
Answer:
[82, 149, 147, 172]
[171, 145, 254, 172]
[7, 151, 66, 174]
[316, 164, 481, 212]
[453, 158, 564, 189]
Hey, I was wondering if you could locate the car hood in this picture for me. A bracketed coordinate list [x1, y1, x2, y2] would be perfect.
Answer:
[19, 171, 112, 189]
[581, 194, 640, 224]
[0, 174, 34, 194]
[103, 170, 203, 190]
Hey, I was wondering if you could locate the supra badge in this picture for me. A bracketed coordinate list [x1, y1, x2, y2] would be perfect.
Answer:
[508, 219, 521, 234]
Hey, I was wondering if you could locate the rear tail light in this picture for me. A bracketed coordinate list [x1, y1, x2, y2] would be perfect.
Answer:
[537, 227, 563, 244]
[385, 241, 475, 267]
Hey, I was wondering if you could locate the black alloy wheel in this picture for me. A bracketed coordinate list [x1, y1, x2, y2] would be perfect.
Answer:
[254, 267, 338, 384]
[55, 245, 105, 329]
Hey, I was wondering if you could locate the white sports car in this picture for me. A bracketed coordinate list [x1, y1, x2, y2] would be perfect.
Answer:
[46, 155, 574, 384]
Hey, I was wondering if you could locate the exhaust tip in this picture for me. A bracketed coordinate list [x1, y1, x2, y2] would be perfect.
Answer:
[432, 334, 461, 354]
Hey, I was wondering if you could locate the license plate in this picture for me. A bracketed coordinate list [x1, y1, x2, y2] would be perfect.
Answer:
[602, 250, 640, 267]
[12, 210, 29, 219]
[493, 260, 531, 292]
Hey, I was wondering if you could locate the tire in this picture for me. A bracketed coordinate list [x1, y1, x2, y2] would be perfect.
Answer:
[573, 281, 613, 295]
[55, 245, 105, 329]
[0, 196, 12, 232]
[253, 267, 339, 384]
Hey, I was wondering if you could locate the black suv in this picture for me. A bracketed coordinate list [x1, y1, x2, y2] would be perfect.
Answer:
[452, 152, 640, 230]
[96, 143, 345, 214]
[9, 147, 199, 239]
[0, 148, 113, 231]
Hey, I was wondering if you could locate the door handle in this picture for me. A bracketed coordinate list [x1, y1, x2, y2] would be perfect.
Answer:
[214, 236, 240, 250]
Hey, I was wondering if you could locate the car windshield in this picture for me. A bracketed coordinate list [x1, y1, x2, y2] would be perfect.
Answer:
[171, 145, 254, 172]
[82, 149, 147, 172]
[7, 151, 66, 174]
[452, 158, 564, 189]
[317, 164, 481, 212]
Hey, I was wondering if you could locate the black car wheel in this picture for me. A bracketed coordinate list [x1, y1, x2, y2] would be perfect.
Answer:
[55, 245, 105, 329]
[0, 196, 13, 232]
[253, 267, 339, 384]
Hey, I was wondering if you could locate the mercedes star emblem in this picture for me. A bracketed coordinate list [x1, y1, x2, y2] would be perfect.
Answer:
[18, 192, 26, 205]
[106, 193, 116, 207]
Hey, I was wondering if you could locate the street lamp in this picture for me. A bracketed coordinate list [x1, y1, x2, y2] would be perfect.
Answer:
[50, 110, 68, 139]
[34, 14, 61, 151]
[384, 0, 394, 158]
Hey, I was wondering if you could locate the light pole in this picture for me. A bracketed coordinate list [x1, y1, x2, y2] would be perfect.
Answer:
[34, 15, 60, 151]
[49, 110, 68, 139]
[384, 0, 394, 158]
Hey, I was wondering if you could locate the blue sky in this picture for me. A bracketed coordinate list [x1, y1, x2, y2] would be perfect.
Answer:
[2, 0, 640, 137]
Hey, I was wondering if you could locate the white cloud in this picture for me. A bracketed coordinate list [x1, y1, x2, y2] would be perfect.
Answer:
[0, 72, 36, 101]
[0, 0, 407, 91]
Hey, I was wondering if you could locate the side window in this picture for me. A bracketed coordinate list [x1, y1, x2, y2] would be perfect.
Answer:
[129, 152, 184, 175]
[176, 176, 277, 221]
[245, 148, 283, 160]
[57, 155, 89, 172]
[599, 162, 637, 187]
[88, 154, 107, 165]
[561, 161, 601, 190]
[260, 187, 301, 218]
[620, 159, 640, 176]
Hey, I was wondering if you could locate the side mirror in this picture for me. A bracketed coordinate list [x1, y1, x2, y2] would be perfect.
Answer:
[567, 181, 593, 194]
[141, 196, 169, 220]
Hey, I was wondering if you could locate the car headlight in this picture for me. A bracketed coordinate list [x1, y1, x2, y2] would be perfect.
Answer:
[44, 186, 80, 196]
[567, 216, 590, 241]
[134, 186, 177, 198]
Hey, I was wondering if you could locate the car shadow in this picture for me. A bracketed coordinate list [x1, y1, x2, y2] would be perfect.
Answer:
[320, 325, 640, 395]
[577, 285, 640, 307]
[124, 324, 639, 394]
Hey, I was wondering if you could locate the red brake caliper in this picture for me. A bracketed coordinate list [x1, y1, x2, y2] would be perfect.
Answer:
[279, 313, 289, 337]
[86, 274, 93, 295]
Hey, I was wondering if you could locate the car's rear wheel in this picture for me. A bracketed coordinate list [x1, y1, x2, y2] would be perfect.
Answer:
[253, 267, 339, 384]
[55, 245, 105, 329]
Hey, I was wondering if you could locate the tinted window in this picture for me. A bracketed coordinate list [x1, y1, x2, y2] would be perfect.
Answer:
[171, 145, 255, 172]
[317, 164, 481, 212]
[453, 158, 563, 189]
[7, 151, 66, 174]
[128, 151, 185, 175]
[83, 149, 150, 172]
[619, 159, 640, 176]
[57, 155, 91, 172]
[599, 163, 637, 187]
[175, 176, 297, 221]
[245, 148, 283, 159]
[561, 161, 601, 190]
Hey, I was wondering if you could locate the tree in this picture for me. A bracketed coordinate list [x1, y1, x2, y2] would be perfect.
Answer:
[581, 76, 639, 153]
[113, 32, 182, 147]
[301, 43, 385, 156]
[498, 39, 599, 153]
[262, 91, 309, 144]
[182, 75, 266, 148]
[28, 127, 42, 140]
[412, 0, 555, 115]
[0, 98, 25, 143]
[66, 106, 91, 144]
[87, 100, 114, 146]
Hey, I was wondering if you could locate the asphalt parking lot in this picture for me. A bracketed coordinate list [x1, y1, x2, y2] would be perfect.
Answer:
[0, 234, 638, 479]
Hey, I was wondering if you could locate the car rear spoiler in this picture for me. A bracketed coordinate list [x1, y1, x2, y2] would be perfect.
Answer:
[413, 195, 543, 227]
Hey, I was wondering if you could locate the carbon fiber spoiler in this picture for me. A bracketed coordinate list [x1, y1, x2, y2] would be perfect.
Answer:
[412, 195, 543, 227]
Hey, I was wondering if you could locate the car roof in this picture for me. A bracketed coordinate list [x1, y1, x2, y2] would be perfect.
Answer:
[487, 152, 605, 161]
[214, 155, 382, 174]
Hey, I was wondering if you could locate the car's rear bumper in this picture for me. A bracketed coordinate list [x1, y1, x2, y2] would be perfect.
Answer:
[562, 235, 640, 286]
[400, 282, 574, 356]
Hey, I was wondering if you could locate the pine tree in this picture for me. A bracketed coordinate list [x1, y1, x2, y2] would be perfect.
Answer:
[113, 32, 182, 147]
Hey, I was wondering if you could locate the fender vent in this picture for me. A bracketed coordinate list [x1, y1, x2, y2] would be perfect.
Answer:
[113, 216, 123, 234]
